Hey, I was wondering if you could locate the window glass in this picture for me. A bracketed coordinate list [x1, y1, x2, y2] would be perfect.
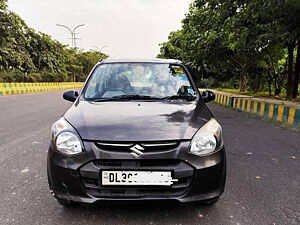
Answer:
[84, 63, 195, 100]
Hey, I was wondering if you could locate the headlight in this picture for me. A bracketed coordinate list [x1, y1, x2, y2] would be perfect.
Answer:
[56, 132, 82, 155]
[51, 117, 68, 139]
[51, 118, 83, 155]
[190, 118, 223, 156]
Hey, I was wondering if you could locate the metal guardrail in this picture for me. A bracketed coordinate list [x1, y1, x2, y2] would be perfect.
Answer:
[214, 93, 300, 129]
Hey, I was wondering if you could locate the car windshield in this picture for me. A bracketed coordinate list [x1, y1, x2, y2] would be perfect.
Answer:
[84, 63, 196, 101]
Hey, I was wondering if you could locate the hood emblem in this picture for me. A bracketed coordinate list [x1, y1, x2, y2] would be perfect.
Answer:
[129, 144, 145, 158]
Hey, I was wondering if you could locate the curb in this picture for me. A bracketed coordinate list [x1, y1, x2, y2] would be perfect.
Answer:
[0, 82, 83, 96]
[214, 93, 300, 129]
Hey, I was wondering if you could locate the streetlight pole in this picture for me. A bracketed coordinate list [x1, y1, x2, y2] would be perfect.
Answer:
[91, 45, 108, 53]
[72, 24, 85, 48]
[56, 24, 74, 46]
[91, 46, 100, 51]
[56, 24, 85, 82]
[56, 24, 85, 48]
[100, 45, 108, 52]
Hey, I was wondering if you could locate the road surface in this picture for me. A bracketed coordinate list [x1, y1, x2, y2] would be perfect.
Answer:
[0, 91, 299, 225]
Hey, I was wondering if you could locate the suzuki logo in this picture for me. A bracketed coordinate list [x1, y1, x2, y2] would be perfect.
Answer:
[130, 144, 145, 158]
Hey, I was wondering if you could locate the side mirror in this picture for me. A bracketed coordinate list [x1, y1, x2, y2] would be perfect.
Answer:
[202, 90, 215, 103]
[63, 90, 79, 102]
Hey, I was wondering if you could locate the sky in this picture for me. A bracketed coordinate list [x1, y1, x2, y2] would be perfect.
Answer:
[8, 0, 192, 58]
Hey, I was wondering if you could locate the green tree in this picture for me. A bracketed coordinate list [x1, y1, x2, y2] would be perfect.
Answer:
[159, 0, 300, 98]
[285, 0, 300, 98]
[77, 50, 107, 77]
[0, 11, 36, 73]
[258, 44, 287, 96]
[0, 0, 7, 10]
[0, 2, 108, 82]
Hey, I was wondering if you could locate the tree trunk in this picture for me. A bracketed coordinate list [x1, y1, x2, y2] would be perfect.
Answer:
[292, 40, 300, 99]
[239, 66, 247, 92]
[274, 80, 281, 96]
[255, 74, 260, 92]
[286, 43, 295, 99]
[267, 76, 272, 96]
[268, 83, 272, 96]
[274, 77, 278, 96]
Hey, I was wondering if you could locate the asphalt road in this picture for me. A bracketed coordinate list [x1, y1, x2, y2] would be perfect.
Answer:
[0, 91, 299, 225]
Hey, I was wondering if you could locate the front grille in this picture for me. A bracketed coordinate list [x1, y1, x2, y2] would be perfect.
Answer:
[82, 178, 99, 186]
[80, 159, 194, 198]
[94, 161, 122, 167]
[95, 141, 179, 153]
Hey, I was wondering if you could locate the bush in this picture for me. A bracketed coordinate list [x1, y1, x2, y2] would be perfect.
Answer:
[198, 77, 220, 88]
[0, 70, 72, 83]
[0, 69, 24, 82]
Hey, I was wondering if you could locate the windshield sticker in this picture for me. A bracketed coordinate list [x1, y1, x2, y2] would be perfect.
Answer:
[173, 68, 184, 74]
[188, 88, 195, 95]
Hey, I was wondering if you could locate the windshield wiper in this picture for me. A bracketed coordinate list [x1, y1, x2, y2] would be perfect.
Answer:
[161, 95, 196, 101]
[92, 98, 129, 102]
[112, 95, 161, 100]
[93, 95, 195, 102]
[92, 95, 160, 102]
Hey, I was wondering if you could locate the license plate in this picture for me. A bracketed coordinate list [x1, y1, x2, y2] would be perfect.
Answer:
[101, 171, 178, 186]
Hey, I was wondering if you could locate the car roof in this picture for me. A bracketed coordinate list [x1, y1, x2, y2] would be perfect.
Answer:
[100, 58, 182, 64]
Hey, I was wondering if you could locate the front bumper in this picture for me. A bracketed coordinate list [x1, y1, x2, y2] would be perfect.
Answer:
[47, 141, 226, 204]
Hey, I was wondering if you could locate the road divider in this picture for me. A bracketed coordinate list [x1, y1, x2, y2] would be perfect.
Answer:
[0, 82, 83, 96]
[214, 92, 300, 129]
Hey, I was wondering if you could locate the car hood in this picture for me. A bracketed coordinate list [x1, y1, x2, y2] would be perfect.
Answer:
[64, 100, 211, 142]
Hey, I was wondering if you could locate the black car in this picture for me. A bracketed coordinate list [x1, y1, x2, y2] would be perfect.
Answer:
[47, 58, 226, 206]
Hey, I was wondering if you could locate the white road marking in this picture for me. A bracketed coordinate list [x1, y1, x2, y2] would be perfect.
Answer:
[21, 167, 29, 173]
